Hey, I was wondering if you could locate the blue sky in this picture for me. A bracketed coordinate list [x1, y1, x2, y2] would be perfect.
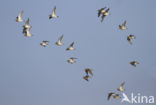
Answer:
[0, 0, 156, 105]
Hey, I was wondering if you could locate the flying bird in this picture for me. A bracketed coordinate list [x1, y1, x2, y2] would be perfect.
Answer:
[24, 29, 32, 37]
[117, 82, 125, 92]
[49, 6, 59, 19]
[16, 10, 24, 22]
[108, 92, 120, 100]
[97, 7, 106, 17]
[130, 61, 139, 67]
[85, 68, 93, 76]
[127, 35, 136, 45]
[83, 75, 90, 81]
[56, 35, 64, 46]
[101, 8, 110, 22]
[40, 40, 49, 47]
[67, 57, 77, 64]
[23, 18, 32, 30]
[66, 42, 75, 51]
[119, 20, 127, 30]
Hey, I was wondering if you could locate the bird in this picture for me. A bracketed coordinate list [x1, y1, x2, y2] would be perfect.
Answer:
[107, 92, 120, 100]
[24, 29, 32, 37]
[97, 7, 106, 17]
[67, 57, 77, 64]
[56, 35, 64, 46]
[85, 68, 93, 76]
[101, 8, 110, 22]
[22, 25, 32, 34]
[40, 40, 49, 47]
[127, 35, 136, 45]
[23, 18, 32, 30]
[49, 6, 59, 19]
[130, 61, 139, 67]
[83, 75, 90, 81]
[117, 82, 125, 92]
[66, 42, 75, 51]
[16, 10, 24, 22]
[119, 20, 127, 30]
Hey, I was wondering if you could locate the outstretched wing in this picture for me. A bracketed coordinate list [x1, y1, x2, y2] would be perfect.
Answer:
[18, 10, 24, 17]
[52, 6, 56, 14]
[85, 68, 93, 76]
[70, 42, 74, 47]
[58, 35, 63, 41]
[108, 93, 115, 100]
[122, 20, 126, 26]
[120, 82, 125, 88]
[101, 14, 106, 22]
[25, 18, 29, 25]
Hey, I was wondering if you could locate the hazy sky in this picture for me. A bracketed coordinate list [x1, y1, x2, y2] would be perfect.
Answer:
[0, 0, 156, 105]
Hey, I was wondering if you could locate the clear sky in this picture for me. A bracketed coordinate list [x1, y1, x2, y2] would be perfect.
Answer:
[0, 0, 156, 105]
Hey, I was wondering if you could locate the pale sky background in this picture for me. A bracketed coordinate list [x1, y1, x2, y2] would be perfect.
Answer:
[0, 0, 156, 105]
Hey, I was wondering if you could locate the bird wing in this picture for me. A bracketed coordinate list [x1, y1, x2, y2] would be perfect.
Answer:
[122, 20, 126, 26]
[105, 8, 110, 12]
[108, 93, 115, 100]
[101, 14, 106, 22]
[52, 6, 56, 14]
[18, 10, 24, 17]
[98, 10, 101, 17]
[43, 40, 49, 43]
[120, 82, 125, 88]
[70, 42, 74, 47]
[25, 18, 29, 25]
[71, 57, 77, 59]
[58, 35, 63, 41]
[88, 69, 93, 76]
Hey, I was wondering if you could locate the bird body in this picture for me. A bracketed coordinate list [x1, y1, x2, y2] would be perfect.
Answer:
[117, 82, 125, 92]
[83, 75, 90, 81]
[130, 61, 139, 67]
[98, 7, 106, 17]
[56, 35, 63, 46]
[66, 42, 74, 51]
[127, 35, 136, 45]
[23, 18, 31, 30]
[119, 21, 127, 30]
[16, 10, 24, 22]
[40, 41, 49, 47]
[49, 6, 58, 19]
[85, 68, 93, 76]
[24, 30, 32, 37]
[67, 57, 77, 64]
[101, 8, 110, 22]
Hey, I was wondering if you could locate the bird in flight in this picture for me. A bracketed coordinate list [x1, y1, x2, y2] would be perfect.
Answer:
[130, 61, 139, 67]
[16, 10, 24, 22]
[85, 68, 93, 76]
[83, 75, 90, 81]
[117, 82, 125, 92]
[40, 40, 49, 47]
[49, 6, 59, 19]
[56, 35, 64, 46]
[24, 29, 32, 37]
[101, 8, 110, 22]
[107, 92, 120, 100]
[119, 20, 127, 30]
[97, 7, 106, 17]
[67, 57, 77, 64]
[23, 18, 32, 32]
[66, 42, 75, 51]
[127, 34, 136, 45]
